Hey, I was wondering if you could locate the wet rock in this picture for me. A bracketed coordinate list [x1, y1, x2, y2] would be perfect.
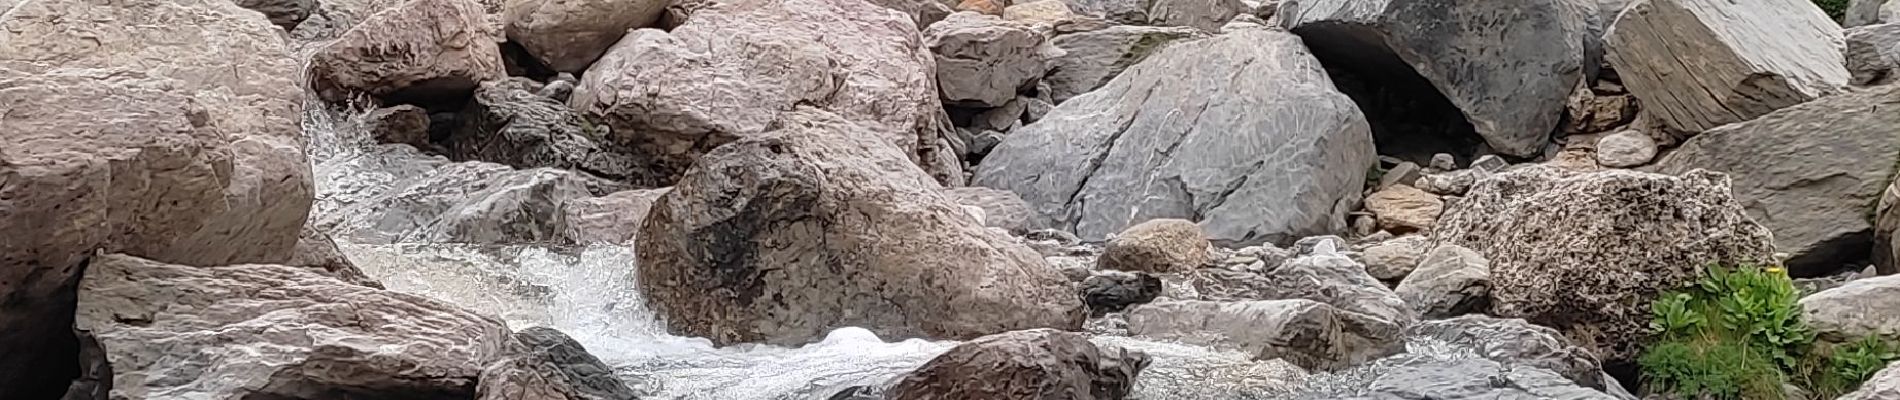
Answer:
[554, 188, 671, 245]
[927, 12, 1046, 107]
[1604, 0, 1847, 133]
[1042, 25, 1202, 103]
[1846, 23, 1900, 87]
[1127, 300, 1403, 370]
[973, 28, 1375, 245]
[1082, 270, 1163, 314]
[944, 187, 1046, 234]
[367, 105, 434, 149]
[76, 254, 513, 399]
[288, 226, 384, 289]
[637, 108, 1084, 345]
[1395, 244, 1491, 319]
[1364, 185, 1443, 234]
[1840, 360, 1900, 399]
[1280, 0, 1590, 157]
[1341, 359, 1619, 400]
[503, 0, 666, 73]
[571, 0, 955, 185]
[885, 329, 1148, 400]
[450, 79, 648, 184]
[1098, 219, 1210, 273]
[1801, 275, 1900, 343]
[308, 0, 504, 104]
[317, 146, 615, 244]
[1651, 85, 1900, 276]
[1592, 130, 1656, 168]
[477, 327, 641, 400]
[1434, 166, 1777, 364]
[1361, 235, 1431, 281]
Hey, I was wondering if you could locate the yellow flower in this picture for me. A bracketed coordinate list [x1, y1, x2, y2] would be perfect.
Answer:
[1765, 266, 1786, 275]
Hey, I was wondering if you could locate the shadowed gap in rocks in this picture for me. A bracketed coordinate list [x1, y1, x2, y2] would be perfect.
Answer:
[1292, 22, 1486, 166]
[3, 257, 84, 400]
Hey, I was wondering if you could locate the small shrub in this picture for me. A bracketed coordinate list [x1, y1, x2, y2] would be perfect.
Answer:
[1812, 0, 1849, 21]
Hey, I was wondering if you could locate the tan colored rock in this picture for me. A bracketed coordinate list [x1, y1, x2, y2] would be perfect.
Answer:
[1604, 0, 1848, 133]
[76, 254, 513, 399]
[1594, 129, 1657, 168]
[957, 0, 1005, 15]
[1364, 185, 1444, 233]
[1002, 0, 1077, 23]
[503, 0, 667, 73]
[1563, 84, 1638, 135]
[926, 12, 1046, 107]
[885, 329, 1149, 400]
[308, 0, 505, 103]
[637, 108, 1084, 345]
[1098, 219, 1211, 273]
[1361, 235, 1430, 281]
[367, 105, 433, 148]
[1395, 244, 1491, 319]
[554, 188, 671, 245]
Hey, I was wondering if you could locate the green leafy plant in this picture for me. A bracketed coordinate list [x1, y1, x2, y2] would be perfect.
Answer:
[1812, 0, 1849, 21]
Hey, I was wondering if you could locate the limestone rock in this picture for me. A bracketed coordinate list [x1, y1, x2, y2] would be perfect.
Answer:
[866, 0, 955, 28]
[316, 146, 615, 245]
[288, 226, 384, 289]
[236, 0, 317, 28]
[1416, 169, 1490, 196]
[944, 187, 1046, 234]
[450, 79, 649, 184]
[1004, 0, 1081, 24]
[1360, 235, 1430, 281]
[1081, 270, 1163, 314]
[972, 28, 1375, 245]
[1042, 25, 1201, 103]
[1409, 315, 1613, 391]
[1395, 244, 1491, 319]
[885, 329, 1149, 400]
[1126, 300, 1403, 370]
[1846, 23, 1900, 87]
[1840, 360, 1900, 400]
[1378, 162, 1423, 189]
[1651, 85, 1900, 276]
[1563, 85, 1638, 135]
[1098, 219, 1211, 273]
[1878, 179, 1900, 275]
[1364, 185, 1443, 234]
[1434, 166, 1777, 364]
[1148, 0, 1249, 30]
[1593, 130, 1657, 168]
[1269, 252, 1413, 324]
[927, 12, 1047, 107]
[503, 0, 667, 73]
[1604, 0, 1848, 133]
[307, 0, 505, 104]
[957, 0, 1005, 15]
[637, 108, 1084, 345]
[554, 188, 671, 245]
[367, 105, 433, 149]
[1346, 359, 1620, 400]
[476, 327, 641, 400]
[1060, 0, 1147, 24]
[76, 254, 513, 399]
[1847, 0, 1897, 27]
[571, 0, 954, 184]
[288, 0, 407, 43]
[1280, 0, 1590, 157]
[1801, 275, 1900, 343]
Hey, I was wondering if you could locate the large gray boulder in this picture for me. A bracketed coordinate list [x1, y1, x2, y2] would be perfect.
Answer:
[570, 0, 960, 185]
[74, 254, 514, 399]
[1651, 85, 1900, 276]
[1846, 23, 1900, 87]
[1279, 0, 1591, 157]
[884, 329, 1148, 400]
[503, 0, 667, 73]
[1127, 299, 1404, 370]
[1801, 275, 1900, 343]
[1604, 0, 1848, 133]
[637, 108, 1084, 346]
[307, 0, 505, 104]
[1434, 166, 1778, 364]
[1041, 25, 1202, 103]
[925, 11, 1046, 107]
[972, 27, 1375, 245]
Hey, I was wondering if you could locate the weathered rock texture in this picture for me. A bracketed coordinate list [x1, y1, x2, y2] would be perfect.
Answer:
[75, 254, 513, 399]
[1364, 185, 1442, 233]
[571, 0, 959, 185]
[926, 12, 1047, 107]
[1342, 359, 1620, 400]
[1041, 25, 1201, 104]
[554, 188, 671, 245]
[477, 327, 642, 400]
[1846, 23, 1900, 87]
[943, 187, 1045, 234]
[1127, 300, 1403, 370]
[1409, 315, 1614, 391]
[1651, 85, 1900, 276]
[1841, 360, 1900, 400]
[504, 0, 667, 73]
[1280, 0, 1590, 157]
[237, 0, 317, 28]
[1604, 0, 1848, 133]
[1801, 275, 1900, 343]
[1098, 219, 1210, 273]
[1395, 244, 1490, 319]
[1847, 0, 1899, 27]
[316, 146, 618, 245]
[307, 0, 505, 104]
[885, 329, 1149, 400]
[288, 226, 384, 289]
[637, 109, 1084, 346]
[1082, 271, 1162, 314]
[450, 79, 648, 184]
[1434, 166, 1778, 364]
[1361, 235, 1429, 281]
[973, 28, 1375, 245]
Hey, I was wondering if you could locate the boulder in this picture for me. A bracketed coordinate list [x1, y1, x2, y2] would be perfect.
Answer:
[1279, 0, 1590, 157]
[866, 0, 955, 28]
[1360, 235, 1430, 281]
[288, 226, 385, 289]
[288, 0, 407, 43]
[1126, 300, 1403, 370]
[1041, 25, 1201, 103]
[636, 108, 1085, 345]
[885, 329, 1149, 400]
[972, 27, 1375, 244]
[1841, 360, 1900, 400]
[554, 188, 671, 245]
[1846, 0, 1899, 27]
[1409, 315, 1613, 391]
[1603, 0, 1848, 133]
[1060, 0, 1147, 24]
[1363, 185, 1443, 234]
[943, 187, 1046, 233]
[1081, 270, 1163, 315]
[571, 0, 957, 185]
[503, 0, 667, 73]
[366, 104, 434, 149]
[1651, 85, 1900, 276]
[1563, 84, 1640, 136]
[1593, 130, 1657, 168]
[1801, 275, 1900, 343]
[450, 78, 649, 185]
[1846, 23, 1900, 87]
[316, 146, 615, 245]
[1878, 179, 1900, 275]
[1344, 359, 1620, 400]
[1004, 0, 1080, 23]
[1268, 251, 1412, 323]
[958, 0, 1006, 15]
[926, 12, 1047, 107]
[1147, 0, 1249, 30]
[1395, 244, 1491, 319]
[307, 0, 505, 104]
[1434, 166, 1777, 364]
[236, 0, 317, 28]
[74, 254, 513, 399]
[476, 327, 641, 400]
[1098, 219, 1211, 273]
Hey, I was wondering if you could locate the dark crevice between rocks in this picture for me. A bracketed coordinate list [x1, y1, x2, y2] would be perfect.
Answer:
[3, 256, 86, 400]
[1786, 231, 1874, 278]
[1291, 22, 1487, 166]
[501, 41, 559, 82]
[381, 77, 483, 113]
